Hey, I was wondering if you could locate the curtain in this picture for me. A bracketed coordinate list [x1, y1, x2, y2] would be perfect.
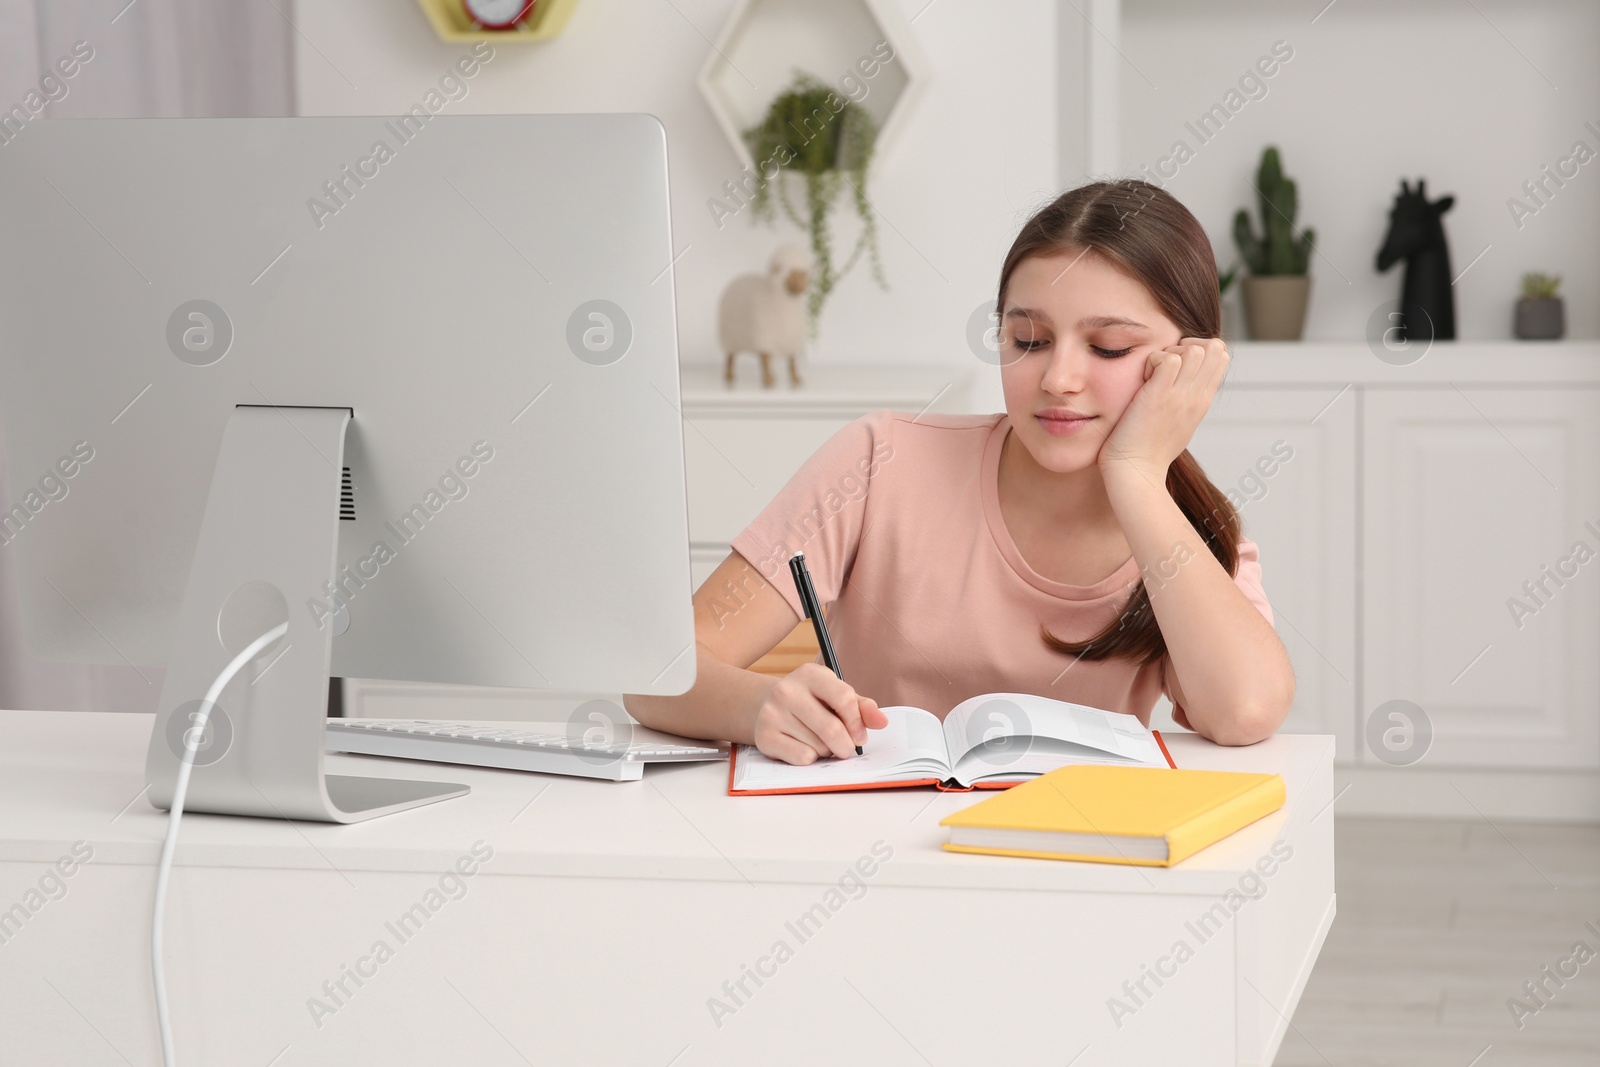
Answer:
[0, 0, 293, 711]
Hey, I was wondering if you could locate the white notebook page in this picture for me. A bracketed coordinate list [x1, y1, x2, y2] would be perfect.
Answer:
[732, 706, 949, 790]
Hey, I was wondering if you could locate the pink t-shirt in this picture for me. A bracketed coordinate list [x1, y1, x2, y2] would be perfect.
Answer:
[729, 409, 1273, 727]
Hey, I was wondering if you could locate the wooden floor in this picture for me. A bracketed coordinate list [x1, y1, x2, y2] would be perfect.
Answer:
[1279, 817, 1600, 1066]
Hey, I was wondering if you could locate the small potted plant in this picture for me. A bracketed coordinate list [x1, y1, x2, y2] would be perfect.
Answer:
[1514, 272, 1564, 340]
[1232, 146, 1315, 341]
[743, 71, 888, 340]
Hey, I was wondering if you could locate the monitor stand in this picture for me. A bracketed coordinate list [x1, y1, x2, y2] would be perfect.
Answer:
[144, 405, 468, 822]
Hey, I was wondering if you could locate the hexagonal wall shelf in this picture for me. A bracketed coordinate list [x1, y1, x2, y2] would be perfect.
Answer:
[696, 0, 929, 171]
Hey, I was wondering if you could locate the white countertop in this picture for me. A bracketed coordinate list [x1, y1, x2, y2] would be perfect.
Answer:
[679, 362, 973, 416]
[0, 710, 1334, 895]
[1219, 339, 1600, 385]
[681, 341, 1600, 398]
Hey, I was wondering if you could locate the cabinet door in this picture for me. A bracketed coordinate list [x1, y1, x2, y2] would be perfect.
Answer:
[1181, 386, 1358, 759]
[682, 418, 852, 544]
[1364, 388, 1600, 768]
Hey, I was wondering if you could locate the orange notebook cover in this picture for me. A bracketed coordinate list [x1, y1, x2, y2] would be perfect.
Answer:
[726, 695, 1177, 796]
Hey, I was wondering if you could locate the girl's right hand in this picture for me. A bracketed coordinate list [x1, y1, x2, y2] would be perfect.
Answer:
[751, 662, 889, 765]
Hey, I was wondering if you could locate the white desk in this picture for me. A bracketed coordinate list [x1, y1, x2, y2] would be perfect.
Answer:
[0, 711, 1334, 1066]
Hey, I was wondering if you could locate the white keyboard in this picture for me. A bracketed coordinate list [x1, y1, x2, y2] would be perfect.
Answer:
[325, 719, 729, 782]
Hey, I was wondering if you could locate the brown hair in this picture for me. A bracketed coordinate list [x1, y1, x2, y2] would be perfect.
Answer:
[994, 179, 1241, 667]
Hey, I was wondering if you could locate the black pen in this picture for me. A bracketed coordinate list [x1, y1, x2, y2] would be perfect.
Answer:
[788, 551, 861, 755]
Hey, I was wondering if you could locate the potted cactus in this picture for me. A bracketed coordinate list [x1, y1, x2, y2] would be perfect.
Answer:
[1233, 146, 1315, 341]
[1514, 272, 1564, 340]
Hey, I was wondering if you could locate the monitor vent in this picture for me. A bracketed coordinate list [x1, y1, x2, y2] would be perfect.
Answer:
[340, 467, 355, 521]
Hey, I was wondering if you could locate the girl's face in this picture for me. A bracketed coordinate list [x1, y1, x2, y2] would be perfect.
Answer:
[998, 247, 1184, 474]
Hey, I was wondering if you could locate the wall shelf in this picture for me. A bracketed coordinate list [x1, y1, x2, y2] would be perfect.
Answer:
[412, 0, 582, 43]
[696, 0, 929, 171]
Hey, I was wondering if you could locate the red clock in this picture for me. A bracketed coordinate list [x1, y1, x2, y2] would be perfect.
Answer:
[462, 0, 536, 30]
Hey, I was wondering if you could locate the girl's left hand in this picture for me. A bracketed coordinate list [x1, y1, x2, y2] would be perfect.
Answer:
[1097, 337, 1229, 485]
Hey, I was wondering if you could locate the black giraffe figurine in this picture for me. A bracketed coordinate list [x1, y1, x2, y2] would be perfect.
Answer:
[1376, 178, 1457, 342]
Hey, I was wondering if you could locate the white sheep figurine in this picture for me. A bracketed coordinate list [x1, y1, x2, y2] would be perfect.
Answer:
[719, 243, 813, 388]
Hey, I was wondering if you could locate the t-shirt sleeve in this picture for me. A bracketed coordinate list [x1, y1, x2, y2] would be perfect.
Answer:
[1160, 535, 1274, 703]
[729, 408, 895, 621]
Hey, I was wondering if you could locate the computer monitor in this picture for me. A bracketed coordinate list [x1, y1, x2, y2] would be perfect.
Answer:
[0, 115, 696, 821]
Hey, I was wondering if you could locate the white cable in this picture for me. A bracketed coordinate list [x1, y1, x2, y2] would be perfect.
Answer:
[152, 621, 287, 1067]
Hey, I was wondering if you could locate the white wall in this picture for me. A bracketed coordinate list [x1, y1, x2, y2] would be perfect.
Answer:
[1118, 0, 1600, 341]
[291, 0, 1063, 414]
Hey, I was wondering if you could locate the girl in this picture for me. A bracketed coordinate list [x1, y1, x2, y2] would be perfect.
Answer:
[625, 180, 1294, 765]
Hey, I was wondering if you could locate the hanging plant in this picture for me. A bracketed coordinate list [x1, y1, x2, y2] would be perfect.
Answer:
[742, 71, 889, 338]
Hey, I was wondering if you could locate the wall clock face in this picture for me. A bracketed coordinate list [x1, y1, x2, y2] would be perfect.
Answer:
[462, 0, 535, 29]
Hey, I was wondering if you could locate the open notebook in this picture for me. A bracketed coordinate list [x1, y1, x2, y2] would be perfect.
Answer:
[728, 692, 1175, 795]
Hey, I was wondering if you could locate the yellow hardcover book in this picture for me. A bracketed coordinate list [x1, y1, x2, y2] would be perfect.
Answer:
[939, 765, 1285, 867]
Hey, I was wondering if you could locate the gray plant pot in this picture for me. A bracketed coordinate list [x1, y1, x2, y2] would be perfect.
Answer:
[1241, 275, 1311, 341]
[1514, 297, 1564, 340]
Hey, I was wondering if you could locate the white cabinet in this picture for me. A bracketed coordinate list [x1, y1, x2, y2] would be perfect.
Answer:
[1362, 387, 1600, 769]
[678, 363, 973, 589]
[1184, 386, 1358, 761]
[1211, 345, 1600, 791]
[682, 416, 853, 594]
[684, 418, 861, 544]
